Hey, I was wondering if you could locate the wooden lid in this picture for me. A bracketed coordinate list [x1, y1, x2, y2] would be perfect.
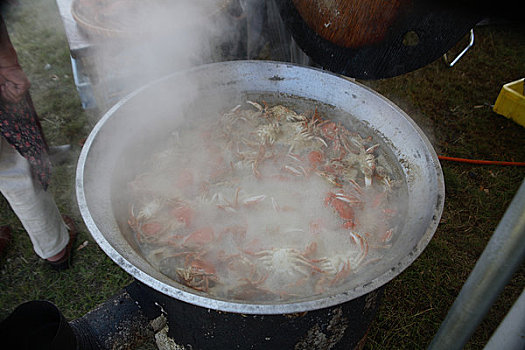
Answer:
[277, 0, 481, 79]
[292, 0, 404, 48]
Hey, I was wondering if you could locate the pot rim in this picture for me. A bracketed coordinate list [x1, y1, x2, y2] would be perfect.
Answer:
[76, 60, 445, 314]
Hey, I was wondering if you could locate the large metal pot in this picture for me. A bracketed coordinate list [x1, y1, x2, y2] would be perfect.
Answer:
[76, 60, 444, 315]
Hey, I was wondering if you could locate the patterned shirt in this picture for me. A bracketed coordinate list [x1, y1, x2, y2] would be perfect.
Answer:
[0, 93, 51, 190]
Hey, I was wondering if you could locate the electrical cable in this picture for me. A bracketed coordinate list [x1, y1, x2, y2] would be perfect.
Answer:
[438, 155, 525, 166]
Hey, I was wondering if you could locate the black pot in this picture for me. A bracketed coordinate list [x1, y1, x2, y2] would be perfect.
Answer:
[127, 280, 384, 350]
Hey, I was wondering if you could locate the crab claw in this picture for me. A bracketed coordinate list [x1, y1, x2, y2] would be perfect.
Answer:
[246, 100, 264, 112]
[183, 227, 215, 247]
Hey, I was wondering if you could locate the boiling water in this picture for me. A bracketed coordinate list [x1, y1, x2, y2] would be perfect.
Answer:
[125, 100, 407, 302]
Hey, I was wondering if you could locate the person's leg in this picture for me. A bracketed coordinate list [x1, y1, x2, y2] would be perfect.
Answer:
[0, 136, 69, 259]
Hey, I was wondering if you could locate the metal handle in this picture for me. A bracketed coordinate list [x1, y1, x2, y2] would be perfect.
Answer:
[444, 29, 475, 67]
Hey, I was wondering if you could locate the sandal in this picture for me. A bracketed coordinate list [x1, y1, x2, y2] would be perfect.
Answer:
[47, 216, 77, 271]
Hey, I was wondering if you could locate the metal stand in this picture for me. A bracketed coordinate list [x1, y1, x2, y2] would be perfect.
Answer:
[484, 288, 525, 350]
[428, 179, 525, 349]
[70, 55, 96, 110]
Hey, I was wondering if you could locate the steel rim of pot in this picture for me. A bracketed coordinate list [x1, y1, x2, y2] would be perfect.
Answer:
[76, 60, 445, 315]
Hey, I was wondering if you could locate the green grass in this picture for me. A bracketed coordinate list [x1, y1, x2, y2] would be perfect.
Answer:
[362, 23, 525, 349]
[1, 1, 524, 349]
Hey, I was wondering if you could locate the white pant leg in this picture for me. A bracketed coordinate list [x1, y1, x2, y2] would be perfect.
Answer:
[0, 136, 68, 259]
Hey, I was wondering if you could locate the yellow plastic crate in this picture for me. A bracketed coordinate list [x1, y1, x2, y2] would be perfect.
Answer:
[493, 78, 525, 127]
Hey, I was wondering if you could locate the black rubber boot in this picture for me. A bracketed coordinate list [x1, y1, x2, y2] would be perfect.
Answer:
[0, 300, 77, 350]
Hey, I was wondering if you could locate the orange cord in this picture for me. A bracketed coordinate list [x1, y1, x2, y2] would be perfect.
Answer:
[438, 155, 525, 166]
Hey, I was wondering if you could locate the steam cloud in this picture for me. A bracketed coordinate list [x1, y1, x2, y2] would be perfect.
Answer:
[88, 0, 242, 111]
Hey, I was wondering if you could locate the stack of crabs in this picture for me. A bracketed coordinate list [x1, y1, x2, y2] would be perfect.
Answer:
[127, 101, 401, 302]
